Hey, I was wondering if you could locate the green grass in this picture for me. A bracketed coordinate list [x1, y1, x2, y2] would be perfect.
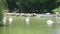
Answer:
[0, 16, 60, 34]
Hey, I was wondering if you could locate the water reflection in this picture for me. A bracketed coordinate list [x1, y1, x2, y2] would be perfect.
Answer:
[2, 26, 12, 34]
[0, 23, 60, 34]
[2, 26, 6, 34]
[55, 25, 60, 34]
[47, 24, 53, 28]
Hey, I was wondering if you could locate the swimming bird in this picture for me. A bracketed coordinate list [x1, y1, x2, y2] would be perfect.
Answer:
[47, 20, 54, 25]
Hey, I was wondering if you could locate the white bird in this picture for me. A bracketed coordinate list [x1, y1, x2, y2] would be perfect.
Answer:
[46, 13, 50, 15]
[47, 20, 54, 27]
[25, 17, 29, 25]
[9, 17, 13, 25]
[47, 20, 54, 25]
[3, 16, 6, 25]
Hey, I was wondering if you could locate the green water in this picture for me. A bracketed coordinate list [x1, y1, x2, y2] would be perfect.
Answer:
[0, 23, 60, 34]
[0, 17, 60, 34]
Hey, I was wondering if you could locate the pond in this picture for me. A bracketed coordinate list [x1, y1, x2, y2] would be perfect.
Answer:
[0, 16, 60, 34]
[0, 23, 60, 34]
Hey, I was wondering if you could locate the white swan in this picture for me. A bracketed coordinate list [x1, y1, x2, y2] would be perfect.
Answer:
[3, 16, 6, 25]
[47, 20, 54, 27]
[26, 17, 29, 25]
[47, 20, 54, 25]
[9, 17, 13, 25]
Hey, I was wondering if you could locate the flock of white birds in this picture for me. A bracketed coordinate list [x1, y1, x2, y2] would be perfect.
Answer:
[3, 16, 30, 26]
[3, 13, 58, 27]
